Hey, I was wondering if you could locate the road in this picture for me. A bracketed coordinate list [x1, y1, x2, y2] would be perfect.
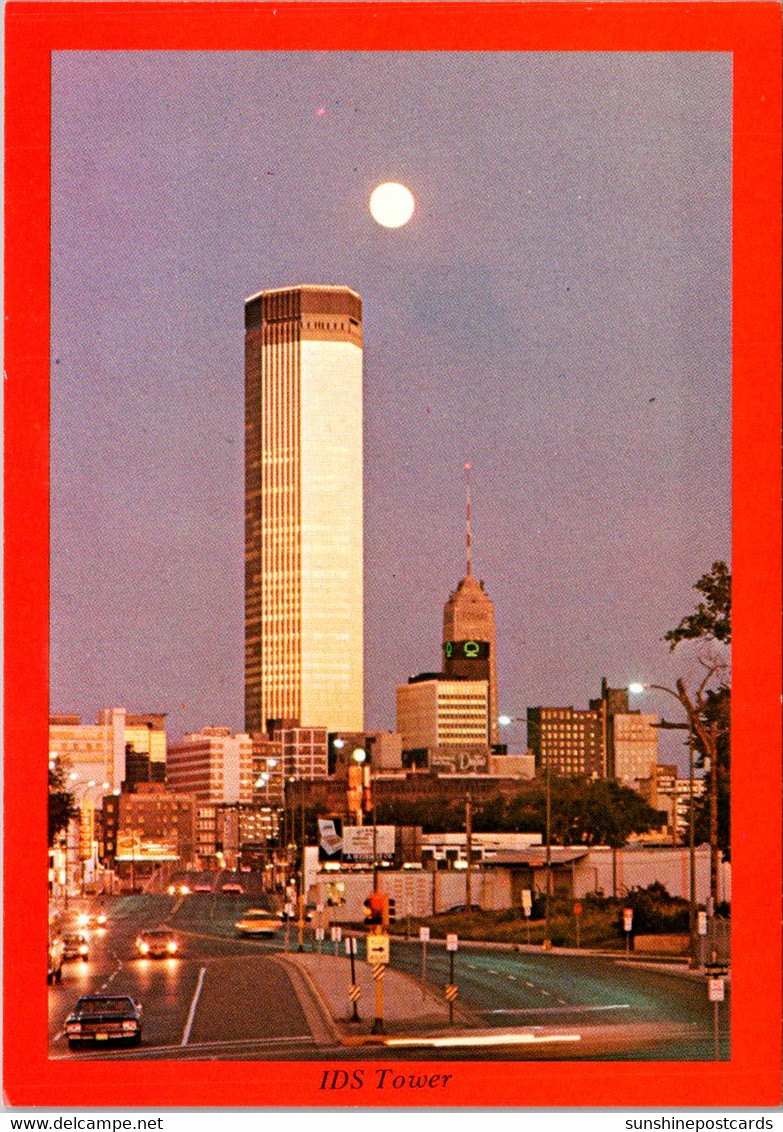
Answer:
[48, 895, 729, 1061]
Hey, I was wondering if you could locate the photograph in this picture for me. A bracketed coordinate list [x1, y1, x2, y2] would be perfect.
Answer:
[4, 0, 781, 1111]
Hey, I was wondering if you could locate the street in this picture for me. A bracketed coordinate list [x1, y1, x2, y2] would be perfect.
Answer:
[48, 896, 729, 1061]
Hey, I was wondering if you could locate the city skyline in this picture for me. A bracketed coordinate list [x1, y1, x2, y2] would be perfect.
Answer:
[50, 51, 732, 767]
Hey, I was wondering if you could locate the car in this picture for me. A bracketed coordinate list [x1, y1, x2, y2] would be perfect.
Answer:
[135, 929, 179, 958]
[62, 932, 89, 962]
[167, 883, 191, 896]
[193, 883, 213, 893]
[221, 883, 244, 894]
[234, 908, 282, 937]
[48, 935, 64, 984]
[64, 995, 142, 1049]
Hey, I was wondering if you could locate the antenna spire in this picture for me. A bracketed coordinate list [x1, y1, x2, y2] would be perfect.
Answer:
[465, 461, 472, 576]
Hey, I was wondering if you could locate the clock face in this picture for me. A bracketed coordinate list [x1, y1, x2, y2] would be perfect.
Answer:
[443, 639, 489, 660]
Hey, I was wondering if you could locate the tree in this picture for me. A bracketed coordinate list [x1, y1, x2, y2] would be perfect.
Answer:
[664, 560, 731, 649]
[665, 560, 731, 900]
[48, 761, 77, 848]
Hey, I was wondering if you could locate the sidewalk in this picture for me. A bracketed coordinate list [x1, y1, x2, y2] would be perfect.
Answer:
[277, 950, 477, 1043]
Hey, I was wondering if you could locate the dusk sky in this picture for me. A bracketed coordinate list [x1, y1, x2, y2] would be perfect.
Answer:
[50, 51, 732, 767]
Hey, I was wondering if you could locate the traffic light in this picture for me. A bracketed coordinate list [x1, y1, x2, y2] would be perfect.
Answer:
[386, 897, 396, 925]
[364, 891, 386, 927]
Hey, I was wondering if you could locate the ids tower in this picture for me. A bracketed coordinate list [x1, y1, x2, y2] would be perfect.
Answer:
[244, 285, 364, 735]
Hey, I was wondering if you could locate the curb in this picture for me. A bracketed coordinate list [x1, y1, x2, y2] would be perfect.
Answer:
[272, 953, 346, 1046]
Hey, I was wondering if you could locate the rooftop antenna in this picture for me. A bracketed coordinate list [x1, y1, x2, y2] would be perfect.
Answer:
[465, 461, 472, 576]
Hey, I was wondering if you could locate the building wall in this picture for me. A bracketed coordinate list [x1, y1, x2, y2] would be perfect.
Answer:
[244, 285, 363, 735]
[527, 705, 604, 778]
[277, 725, 329, 780]
[397, 679, 489, 751]
[49, 708, 167, 798]
[166, 728, 254, 803]
[612, 712, 658, 786]
[443, 574, 499, 745]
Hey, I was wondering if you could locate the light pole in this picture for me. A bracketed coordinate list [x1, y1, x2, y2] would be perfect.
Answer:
[499, 714, 551, 948]
[352, 748, 377, 888]
[629, 682, 699, 968]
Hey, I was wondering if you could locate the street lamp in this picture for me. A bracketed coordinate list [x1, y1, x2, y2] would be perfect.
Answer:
[499, 714, 552, 948]
[629, 682, 699, 968]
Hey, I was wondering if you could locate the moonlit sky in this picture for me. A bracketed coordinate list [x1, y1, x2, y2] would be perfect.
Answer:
[50, 52, 732, 768]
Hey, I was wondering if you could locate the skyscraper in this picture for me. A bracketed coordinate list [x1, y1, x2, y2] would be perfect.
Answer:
[244, 285, 364, 735]
[442, 464, 500, 744]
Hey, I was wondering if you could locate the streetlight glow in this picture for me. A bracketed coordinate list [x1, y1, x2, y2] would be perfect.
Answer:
[351, 748, 366, 764]
[628, 683, 646, 695]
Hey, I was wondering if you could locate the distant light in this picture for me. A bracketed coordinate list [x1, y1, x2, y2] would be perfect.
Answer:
[333, 738, 345, 750]
[352, 748, 366, 764]
[498, 715, 513, 727]
[628, 683, 646, 695]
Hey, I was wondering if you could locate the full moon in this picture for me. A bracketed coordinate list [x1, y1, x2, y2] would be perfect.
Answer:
[369, 182, 415, 228]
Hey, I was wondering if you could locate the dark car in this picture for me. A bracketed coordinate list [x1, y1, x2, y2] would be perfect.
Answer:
[64, 995, 142, 1048]
[62, 932, 89, 962]
[135, 928, 179, 958]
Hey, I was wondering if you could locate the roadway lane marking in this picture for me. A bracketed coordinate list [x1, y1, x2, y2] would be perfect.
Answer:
[385, 1033, 581, 1049]
[181, 966, 207, 1047]
[507, 975, 516, 980]
[525, 981, 535, 988]
[484, 1003, 631, 1016]
[540, 989, 551, 996]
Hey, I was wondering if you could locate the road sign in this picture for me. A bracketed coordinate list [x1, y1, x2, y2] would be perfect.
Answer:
[315, 927, 325, 941]
[623, 908, 633, 932]
[330, 925, 342, 942]
[371, 962, 386, 981]
[349, 983, 361, 1001]
[446, 933, 459, 952]
[367, 933, 390, 966]
[419, 926, 430, 942]
[445, 984, 458, 1002]
[521, 889, 532, 912]
[708, 977, 725, 1002]
[573, 902, 583, 916]
[698, 910, 708, 936]
[345, 936, 358, 956]
[523, 904, 531, 918]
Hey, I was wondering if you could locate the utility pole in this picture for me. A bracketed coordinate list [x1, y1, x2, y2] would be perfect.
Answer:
[544, 747, 552, 948]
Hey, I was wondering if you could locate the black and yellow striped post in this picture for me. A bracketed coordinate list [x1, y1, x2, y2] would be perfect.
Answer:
[371, 963, 385, 1034]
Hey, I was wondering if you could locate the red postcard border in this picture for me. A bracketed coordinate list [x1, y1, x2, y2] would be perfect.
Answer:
[4, 1, 782, 1109]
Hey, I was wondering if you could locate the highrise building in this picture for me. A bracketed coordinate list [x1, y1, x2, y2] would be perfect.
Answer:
[527, 705, 605, 778]
[442, 464, 499, 744]
[166, 727, 254, 804]
[244, 285, 364, 735]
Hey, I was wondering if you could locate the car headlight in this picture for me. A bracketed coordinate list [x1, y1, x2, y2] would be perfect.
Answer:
[79, 944, 88, 955]
[138, 941, 149, 954]
[97, 915, 107, 925]
[180, 886, 190, 895]
[167, 941, 178, 953]
[121, 1020, 138, 1032]
[77, 914, 88, 927]
[167, 885, 176, 895]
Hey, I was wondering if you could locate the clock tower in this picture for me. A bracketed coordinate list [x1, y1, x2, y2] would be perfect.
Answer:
[442, 464, 499, 745]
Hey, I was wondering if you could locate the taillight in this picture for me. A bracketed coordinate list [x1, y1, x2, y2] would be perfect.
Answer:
[138, 941, 149, 954]
[167, 940, 178, 953]
[121, 1020, 138, 1032]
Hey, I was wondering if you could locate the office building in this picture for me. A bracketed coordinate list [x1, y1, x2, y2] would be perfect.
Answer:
[49, 709, 166, 799]
[397, 675, 489, 753]
[442, 464, 499, 744]
[527, 705, 605, 778]
[244, 284, 364, 735]
[166, 727, 254, 804]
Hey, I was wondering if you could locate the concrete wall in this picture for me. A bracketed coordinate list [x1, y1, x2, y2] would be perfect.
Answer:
[310, 846, 731, 922]
[576, 846, 731, 904]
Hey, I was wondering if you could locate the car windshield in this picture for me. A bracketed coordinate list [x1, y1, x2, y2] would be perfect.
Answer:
[77, 998, 133, 1015]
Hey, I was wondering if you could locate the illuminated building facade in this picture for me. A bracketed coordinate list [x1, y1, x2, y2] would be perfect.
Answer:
[527, 705, 605, 778]
[166, 727, 254, 804]
[244, 284, 364, 735]
[396, 675, 489, 752]
[49, 708, 166, 798]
